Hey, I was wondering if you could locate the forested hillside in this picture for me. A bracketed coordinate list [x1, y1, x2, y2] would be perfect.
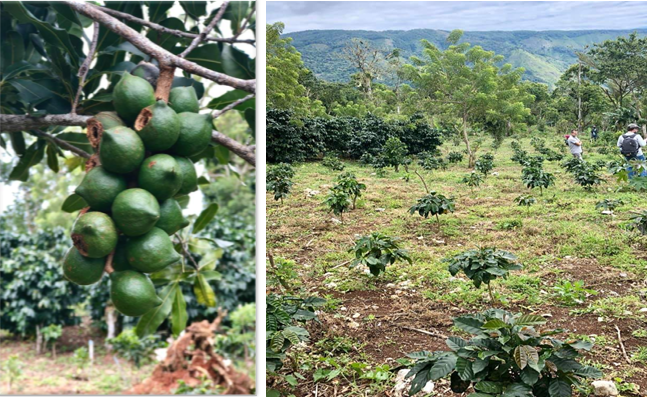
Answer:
[287, 28, 647, 86]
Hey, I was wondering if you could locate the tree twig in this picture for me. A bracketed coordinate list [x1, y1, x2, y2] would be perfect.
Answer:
[177, 236, 200, 270]
[0, 114, 91, 133]
[65, 1, 255, 93]
[96, 5, 255, 45]
[212, 93, 255, 119]
[400, 326, 448, 339]
[231, 5, 255, 42]
[154, 63, 176, 102]
[0, 114, 255, 164]
[31, 130, 92, 158]
[179, 1, 229, 58]
[211, 130, 255, 165]
[414, 169, 430, 194]
[614, 324, 632, 364]
[104, 250, 115, 274]
[72, 21, 100, 114]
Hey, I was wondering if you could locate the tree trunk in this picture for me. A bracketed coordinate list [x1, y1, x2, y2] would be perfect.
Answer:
[462, 111, 474, 168]
[106, 306, 117, 348]
[577, 61, 582, 133]
[36, 325, 42, 355]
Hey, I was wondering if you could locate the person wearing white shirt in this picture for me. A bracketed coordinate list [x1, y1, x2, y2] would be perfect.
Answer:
[567, 129, 583, 159]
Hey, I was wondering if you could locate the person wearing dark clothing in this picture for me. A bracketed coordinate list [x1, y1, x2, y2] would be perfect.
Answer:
[590, 125, 598, 141]
[617, 123, 647, 178]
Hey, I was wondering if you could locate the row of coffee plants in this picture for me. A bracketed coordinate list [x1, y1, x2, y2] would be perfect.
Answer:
[343, 232, 604, 395]
[267, 109, 443, 163]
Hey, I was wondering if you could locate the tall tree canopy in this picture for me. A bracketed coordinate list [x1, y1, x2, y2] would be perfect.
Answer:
[402, 30, 532, 166]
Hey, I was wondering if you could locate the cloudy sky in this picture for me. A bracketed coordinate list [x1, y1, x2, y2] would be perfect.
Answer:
[267, 2, 647, 32]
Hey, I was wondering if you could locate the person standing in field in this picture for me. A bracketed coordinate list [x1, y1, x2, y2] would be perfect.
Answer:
[617, 123, 647, 178]
[567, 129, 583, 159]
[590, 125, 598, 141]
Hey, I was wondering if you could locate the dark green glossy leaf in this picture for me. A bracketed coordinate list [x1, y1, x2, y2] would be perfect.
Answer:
[61, 193, 88, 213]
[136, 283, 175, 338]
[1, 31, 24, 69]
[2, 60, 47, 82]
[54, 132, 94, 154]
[3, 2, 79, 66]
[207, 89, 254, 110]
[46, 143, 59, 173]
[244, 107, 255, 134]
[192, 203, 219, 233]
[547, 379, 571, 397]
[183, 44, 223, 73]
[214, 145, 229, 164]
[147, 1, 174, 23]
[9, 140, 45, 181]
[176, 194, 190, 209]
[429, 354, 457, 380]
[220, 44, 254, 79]
[180, 1, 207, 20]
[171, 284, 188, 337]
[223, 1, 249, 32]
[9, 132, 26, 156]
[50, 3, 82, 27]
[9, 79, 56, 105]
[146, 17, 186, 51]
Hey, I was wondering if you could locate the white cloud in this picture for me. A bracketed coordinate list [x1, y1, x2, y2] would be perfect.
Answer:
[267, 1, 647, 32]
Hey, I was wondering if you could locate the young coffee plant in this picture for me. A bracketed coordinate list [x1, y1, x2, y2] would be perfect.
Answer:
[334, 172, 366, 209]
[348, 232, 412, 276]
[447, 151, 464, 164]
[572, 163, 604, 191]
[1, 355, 22, 392]
[322, 155, 345, 171]
[405, 309, 603, 396]
[541, 148, 565, 162]
[475, 153, 494, 178]
[322, 187, 352, 221]
[511, 148, 529, 165]
[266, 294, 326, 372]
[629, 210, 647, 235]
[359, 153, 375, 166]
[382, 136, 408, 172]
[530, 136, 546, 152]
[267, 163, 296, 204]
[106, 329, 165, 368]
[515, 195, 537, 215]
[371, 155, 389, 177]
[522, 165, 555, 196]
[461, 172, 484, 193]
[552, 280, 597, 306]
[41, 324, 63, 358]
[595, 199, 624, 213]
[445, 248, 522, 302]
[419, 152, 448, 171]
[562, 157, 585, 174]
[409, 191, 455, 223]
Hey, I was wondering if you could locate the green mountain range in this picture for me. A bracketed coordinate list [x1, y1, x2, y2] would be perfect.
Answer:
[286, 28, 647, 87]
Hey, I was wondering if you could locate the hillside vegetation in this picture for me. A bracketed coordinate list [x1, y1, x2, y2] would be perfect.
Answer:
[286, 28, 647, 86]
